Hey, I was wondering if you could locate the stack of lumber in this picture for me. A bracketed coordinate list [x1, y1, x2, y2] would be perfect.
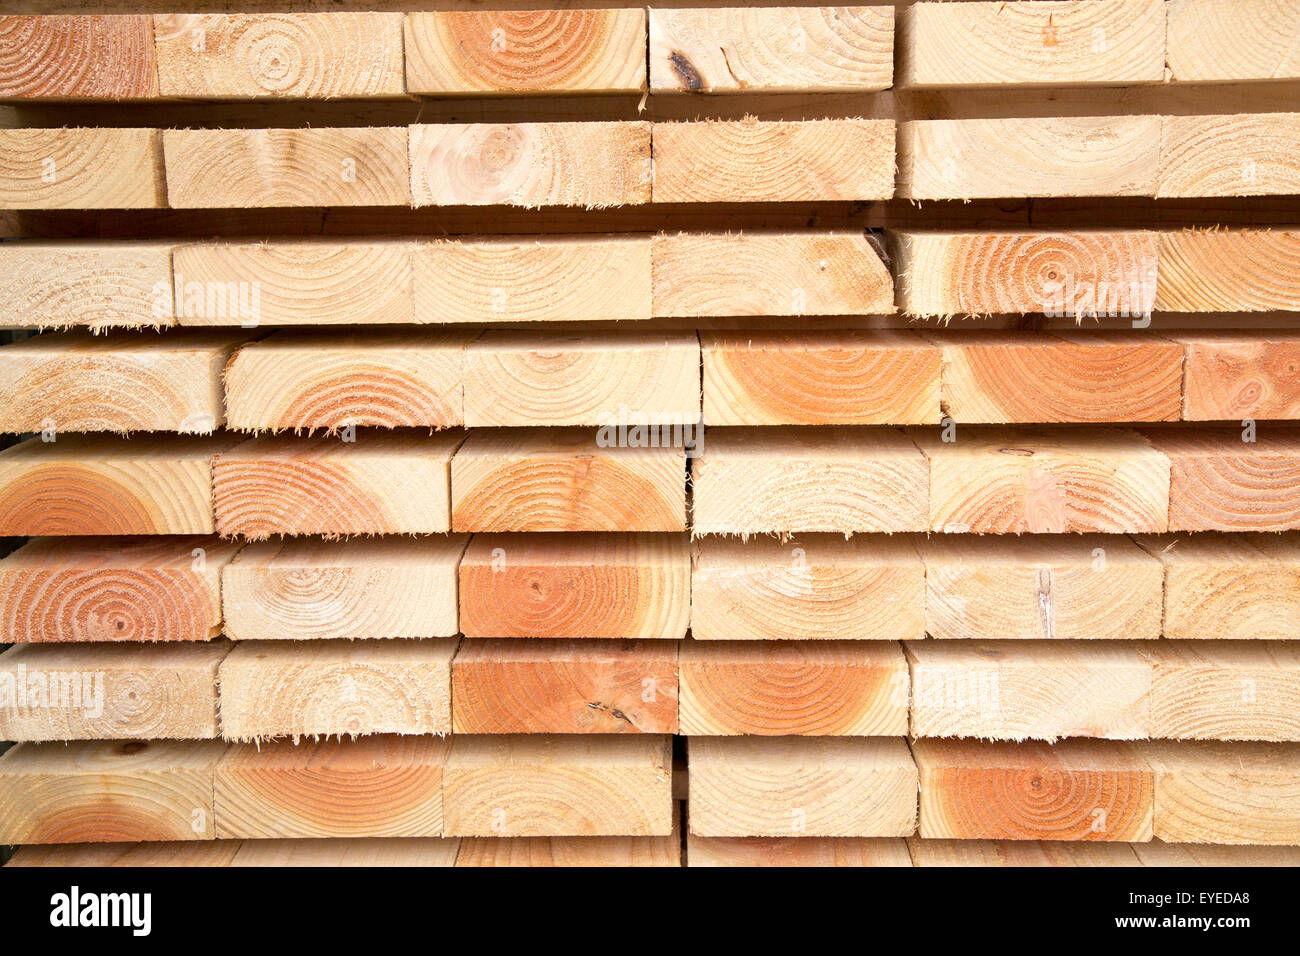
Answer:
[2, 1, 1300, 869]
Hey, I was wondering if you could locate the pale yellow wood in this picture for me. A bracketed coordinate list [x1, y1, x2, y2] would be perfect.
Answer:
[0, 127, 164, 208]
[908, 838, 1142, 866]
[1160, 113, 1300, 197]
[1167, 0, 1300, 82]
[1145, 642, 1300, 741]
[8, 841, 242, 867]
[232, 837, 460, 867]
[222, 535, 466, 641]
[0, 241, 174, 329]
[457, 833, 680, 867]
[650, 7, 893, 93]
[687, 835, 912, 867]
[1132, 840, 1300, 865]
[1156, 228, 1300, 311]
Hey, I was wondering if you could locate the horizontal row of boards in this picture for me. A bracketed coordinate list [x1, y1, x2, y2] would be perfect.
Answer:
[2, 424, 1299, 535]
[5, 328, 1300, 432]
[7, 635, 1300, 742]
[3, 531, 1297, 644]
[4, 115, 1300, 207]
[2, 734, 1299, 843]
[7, 230, 1299, 327]
[3, 2, 1296, 100]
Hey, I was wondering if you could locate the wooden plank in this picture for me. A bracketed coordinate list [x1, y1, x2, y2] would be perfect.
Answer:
[0, 739, 224, 843]
[0, 640, 228, 741]
[212, 431, 464, 538]
[1134, 532, 1300, 640]
[691, 427, 928, 535]
[173, 240, 414, 326]
[1175, 332, 1300, 420]
[0, 15, 157, 100]
[0, 435, 235, 536]
[1145, 642, 1300, 741]
[687, 736, 917, 838]
[1132, 841, 1300, 866]
[922, 533, 1163, 641]
[464, 331, 699, 427]
[153, 13, 404, 99]
[451, 429, 686, 533]
[1141, 424, 1300, 532]
[8, 840, 242, 866]
[0, 330, 244, 433]
[913, 426, 1170, 534]
[1167, 0, 1300, 82]
[0, 128, 164, 208]
[891, 229, 1158, 318]
[907, 640, 1152, 740]
[702, 331, 940, 426]
[218, 638, 457, 741]
[416, 235, 651, 324]
[1156, 228, 1300, 312]
[1143, 741, 1300, 844]
[690, 533, 925, 642]
[409, 122, 650, 208]
[215, 735, 448, 839]
[457, 833, 679, 867]
[897, 0, 1165, 88]
[649, 7, 893, 93]
[163, 127, 409, 208]
[222, 535, 466, 641]
[686, 835, 912, 867]
[405, 10, 645, 94]
[0, 241, 174, 330]
[0, 535, 235, 644]
[897, 118, 1160, 199]
[913, 738, 1154, 841]
[908, 838, 1141, 866]
[652, 119, 895, 203]
[458, 532, 689, 640]
[444, 735, 673, 837]
[452, 639, 678, 734]
[1160, 113, 1300, 198]
[930, 332, 1183, 423]
[680, 640, 908, 736]
[652, 231, 894, 318]
[231, 837, 459, 867]
[224, 330, 469, 431]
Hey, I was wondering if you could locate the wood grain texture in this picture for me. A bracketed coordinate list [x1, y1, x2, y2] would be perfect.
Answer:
[0, 241, 173, 330]
[416, 235, 651, 324]
[224, 330, 469, 431]
[8, 840, 242, 867]
[212, 431, 463, 538]
[914, 738, 1154, 841]
[690, 533, 925, 642]
[692, 427, 928, 534]
[0, 330, 243, 433]
[0, 435, 234, 536]
[680, 640, 908, 736]
[1133, 840, 1300, 866]
[173, 240, 414, 326]
[215, 735, 449, 839]
[898, 0, 1165, 88]
[0, 640, 228, 741]
[222, 535, 466, 641]
[1145, 642, 1300, 741]
[0, 15, 158, 99]
[1176, 332, 1300, 420]
[0, 128, 164, 208]
[930, 332, 1183, 423]
[908, 838, 1142, 866]
[687, 835, 912, 867]
[1160, 113, 1300, 197]
[444, 735, 673, 837]
[1156, 228, 1300, 312]
[464, 331, 699, 427]
[913, 426, 1170, 534]
[688, 736, 918, 837]
[892, 229, 1158, 318]
[231, 837, 459, 867]
[405, 10, 645, 94]
[0, 739, 224, 844]
[898, 117, 1160, 199]
[458, 532, 689, 640]
[1167, 0, 1300, 82]
[1142, 425, 1300, 532]
[457, 833, 679, 867]
[410, 122, 650, 208]
[451, 639, 679, 734]
[922, 533, 1163, 641]
[451, 428, 686, 532]
[153, 13, 403, 99]
[650, 7, 893, 93]
[163, 127, 409, 208]
[652, 231, 894, 318]
[218, 638, 457, 741]
[0, 535, 235, 644]
[652, 119, 895, 202]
